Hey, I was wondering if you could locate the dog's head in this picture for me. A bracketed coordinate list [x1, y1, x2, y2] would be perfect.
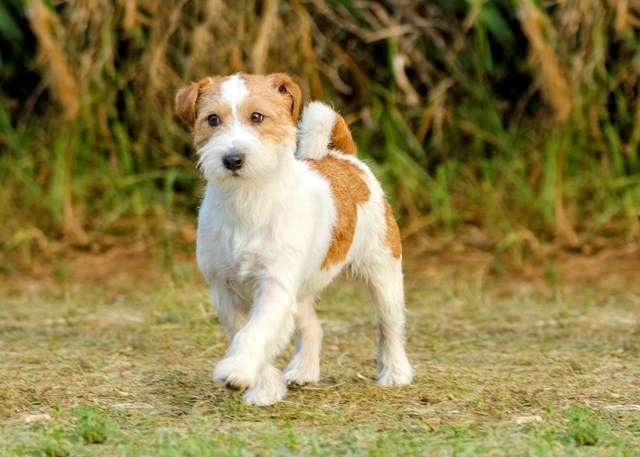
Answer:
[176, 73, 301, 183]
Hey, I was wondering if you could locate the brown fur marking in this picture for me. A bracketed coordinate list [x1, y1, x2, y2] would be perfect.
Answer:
[383, 199, 402, 258]
[185, 74, 301, 150]
[269, 73, 302, 123]
[175, 77, 214, 128]
[305, 156, 370, 269]
[328, 114, 357, 155]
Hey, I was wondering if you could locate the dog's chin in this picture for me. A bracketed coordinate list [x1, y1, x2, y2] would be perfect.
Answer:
[203, 170, 241, 184]
[201, 166, 254, 186]
[221, 167, 243, 179]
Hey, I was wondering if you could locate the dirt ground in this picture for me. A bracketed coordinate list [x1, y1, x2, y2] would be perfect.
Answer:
[5, 234, 638, 296]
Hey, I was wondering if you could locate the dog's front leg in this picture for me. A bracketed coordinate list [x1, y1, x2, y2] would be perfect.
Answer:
[213, 278, 295, 405]
[211, 282, 249, 338]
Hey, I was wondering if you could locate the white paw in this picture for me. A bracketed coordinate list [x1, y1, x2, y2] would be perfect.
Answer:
[243, 366, 287, 406]
[212, 356, 259, 391]
[377, 355, 413, 386]
[284, 354, 320, 385]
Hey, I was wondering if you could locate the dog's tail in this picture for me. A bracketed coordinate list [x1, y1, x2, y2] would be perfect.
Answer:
[297, 101, 357, 159]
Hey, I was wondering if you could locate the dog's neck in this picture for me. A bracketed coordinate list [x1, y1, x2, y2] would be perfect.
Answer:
[205, 154, 301, 228]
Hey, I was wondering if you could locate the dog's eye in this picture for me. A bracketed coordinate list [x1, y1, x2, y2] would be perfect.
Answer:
[250, 112, 264, 123]
[208, 114, 221, 127]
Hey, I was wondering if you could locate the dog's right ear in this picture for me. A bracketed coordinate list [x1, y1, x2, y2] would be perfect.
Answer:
[270, 73, 302, 124]
[175, 77, 213, 128]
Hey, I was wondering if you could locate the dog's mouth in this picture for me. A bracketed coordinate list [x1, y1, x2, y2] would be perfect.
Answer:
[226, 169, 241, 178]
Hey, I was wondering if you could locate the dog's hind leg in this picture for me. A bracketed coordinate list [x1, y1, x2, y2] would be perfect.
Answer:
[285, 296, 323, 385]
[363, 257, 413, 386]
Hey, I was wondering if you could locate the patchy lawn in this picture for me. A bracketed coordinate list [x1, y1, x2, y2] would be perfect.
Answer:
[1, 243, 639, 456]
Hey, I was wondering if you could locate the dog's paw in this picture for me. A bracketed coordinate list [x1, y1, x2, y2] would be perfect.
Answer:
[284, 354, 320, 385]
[244, 365, 287, 406]
[377, 355, 413, 387]
[212, 356, 259, 391]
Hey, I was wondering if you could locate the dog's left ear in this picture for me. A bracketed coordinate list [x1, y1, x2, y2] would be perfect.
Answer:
[271, 73, 302, 124]
[175, 77, 213, 129]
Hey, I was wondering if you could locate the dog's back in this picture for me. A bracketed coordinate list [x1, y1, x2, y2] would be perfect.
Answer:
[295, 102, 411, 389]
[297, 102, 402, 270]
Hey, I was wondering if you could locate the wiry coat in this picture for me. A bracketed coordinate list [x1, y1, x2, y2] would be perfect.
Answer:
[176, 73, 412, 405]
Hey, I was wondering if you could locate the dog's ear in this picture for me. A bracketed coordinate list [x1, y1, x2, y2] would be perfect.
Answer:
[175, 77, 213, 128]
[270, 73, 302, 124]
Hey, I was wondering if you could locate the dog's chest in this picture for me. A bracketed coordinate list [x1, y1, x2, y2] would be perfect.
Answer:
[197, 220, 272, 283]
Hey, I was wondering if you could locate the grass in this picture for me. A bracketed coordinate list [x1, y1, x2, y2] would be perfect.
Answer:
[75, 407, 110, 445]
[1, 248, 639, 456]
[567, 408, 604, 447]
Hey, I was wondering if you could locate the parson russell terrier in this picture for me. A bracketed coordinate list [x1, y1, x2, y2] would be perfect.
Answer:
[175, 73, 412, 406]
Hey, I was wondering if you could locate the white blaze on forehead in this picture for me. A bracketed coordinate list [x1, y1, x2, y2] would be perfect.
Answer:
[221, 74, 249, 117]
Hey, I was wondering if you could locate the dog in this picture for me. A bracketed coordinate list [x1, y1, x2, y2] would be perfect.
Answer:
[175, 73, 412, 405]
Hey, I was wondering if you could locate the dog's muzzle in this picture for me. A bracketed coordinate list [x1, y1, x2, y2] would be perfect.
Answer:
[222, 151, 245, 172]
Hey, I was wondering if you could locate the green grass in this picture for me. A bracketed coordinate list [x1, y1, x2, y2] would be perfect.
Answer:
[1, 252, 639, 456]
[75, 407, 110, 445]
[567, 408, 605, 447]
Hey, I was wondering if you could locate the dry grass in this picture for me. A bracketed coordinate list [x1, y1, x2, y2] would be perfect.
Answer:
[1, 247, 639, 455]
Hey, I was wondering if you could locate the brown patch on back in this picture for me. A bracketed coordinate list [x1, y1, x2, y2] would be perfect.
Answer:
[328, 114, 357, 155]
[306, 156, 370, 269]
[383, 199, 402, 258]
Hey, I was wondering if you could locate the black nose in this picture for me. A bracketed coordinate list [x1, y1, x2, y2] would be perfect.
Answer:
[222, 152, 245, 171]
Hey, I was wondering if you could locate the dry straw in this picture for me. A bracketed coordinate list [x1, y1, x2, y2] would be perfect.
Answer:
[518, 0, 572, 123]
[26, 0, 81, 120]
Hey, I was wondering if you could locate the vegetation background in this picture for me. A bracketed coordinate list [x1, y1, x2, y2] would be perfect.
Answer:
[1, 0, 639, 269]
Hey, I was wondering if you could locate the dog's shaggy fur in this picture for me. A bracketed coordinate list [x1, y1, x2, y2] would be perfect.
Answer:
[176, 73, 412, 405]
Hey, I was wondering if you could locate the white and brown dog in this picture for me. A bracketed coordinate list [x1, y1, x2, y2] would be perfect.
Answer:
[176, 73, 412, 406]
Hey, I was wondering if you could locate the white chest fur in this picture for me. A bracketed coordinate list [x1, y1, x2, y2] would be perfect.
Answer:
[195, 162, 336, 296]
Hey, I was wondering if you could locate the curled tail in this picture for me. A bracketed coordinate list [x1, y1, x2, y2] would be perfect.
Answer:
[297, 101, 357, 159]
